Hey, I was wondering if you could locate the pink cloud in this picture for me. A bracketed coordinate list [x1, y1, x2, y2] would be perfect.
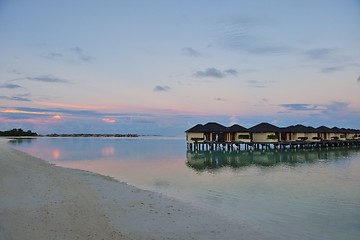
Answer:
[102, 118, 116, 123]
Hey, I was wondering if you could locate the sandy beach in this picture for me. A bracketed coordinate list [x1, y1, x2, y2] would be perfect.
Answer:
[0, 138, 274, 240]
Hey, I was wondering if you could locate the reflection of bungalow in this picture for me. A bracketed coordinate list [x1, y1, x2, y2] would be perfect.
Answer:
[281, 124, 318, 141]
[248, 122, 280, 143]
[185, 122, 226, 143]
[316, 126, 331, 140]
[226, 124, 250, 142]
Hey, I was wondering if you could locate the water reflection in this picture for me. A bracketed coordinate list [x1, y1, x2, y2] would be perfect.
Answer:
[101, 146, 115, 157]
[186, 147, 359, 172]
[7, 138, 37, 145]
[52, 149, 60, 160]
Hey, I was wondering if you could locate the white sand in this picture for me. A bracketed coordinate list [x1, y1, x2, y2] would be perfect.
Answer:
[0, 139, 275, 240]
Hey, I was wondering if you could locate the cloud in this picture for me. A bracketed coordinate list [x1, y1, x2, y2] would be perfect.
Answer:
[304, 48, 335, 60]
[213, 97, 227, 102]
[25, 75, 70, 83]
[357, 75, 360, 82]
[279, 102, 352, 116]
[224, 69, 238, 75]
[218, 17, 291, 54]
[1, 106, 98, 118]
[220, 34, 289, 54]
[70, 47, 92, 62]
[46, 52, 63, 60]
[321, 66, 343, 73]
[0, 83, 22, 89]
[9, 69, 21, 75]
[247, 80, 274, 88]
[194, 68, 238, 78]
[153, 85, 171, 92]
[280, 104, 324, 111]
[182, 47, 202, 57]
[0, 95, 31, 102]
[321, 101, 349, 114]
[102, 118, 116, 123]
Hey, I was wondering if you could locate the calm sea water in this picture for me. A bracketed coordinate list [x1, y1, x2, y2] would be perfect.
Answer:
[8, 137, 360, 240]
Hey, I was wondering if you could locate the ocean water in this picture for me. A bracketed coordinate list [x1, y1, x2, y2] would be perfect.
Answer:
[8, 137, 360, 240]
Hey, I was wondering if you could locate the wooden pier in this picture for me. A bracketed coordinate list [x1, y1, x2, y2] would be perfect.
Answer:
[187, 139, 360, 152]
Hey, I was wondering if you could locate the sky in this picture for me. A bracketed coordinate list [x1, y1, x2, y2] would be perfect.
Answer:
[0, 0, 359, 136]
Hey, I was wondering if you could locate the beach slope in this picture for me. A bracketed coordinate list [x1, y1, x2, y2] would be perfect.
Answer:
[0, 139, 272, 240]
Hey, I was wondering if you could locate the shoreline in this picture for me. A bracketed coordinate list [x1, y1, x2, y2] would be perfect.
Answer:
[0, 138, 275, 240]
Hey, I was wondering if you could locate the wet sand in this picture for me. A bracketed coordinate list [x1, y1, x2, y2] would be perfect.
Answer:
[0, 139, 274, 240]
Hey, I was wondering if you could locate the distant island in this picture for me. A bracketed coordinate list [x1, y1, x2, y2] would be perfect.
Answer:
[45, 133, 139, 138]
[0, 129, 139, 138]
[0, 128, 38, 137]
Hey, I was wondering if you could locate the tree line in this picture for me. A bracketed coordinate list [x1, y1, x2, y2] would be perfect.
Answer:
[0, 128, 38, 137]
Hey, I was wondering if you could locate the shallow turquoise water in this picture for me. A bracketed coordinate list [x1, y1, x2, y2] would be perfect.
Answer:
[8, 137, 360, 240]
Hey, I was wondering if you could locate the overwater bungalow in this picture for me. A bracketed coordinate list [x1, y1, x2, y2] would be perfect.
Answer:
[330, 127, 346, 140]
[185, 124, 206, 144]
[185, 122, 360, 151]
[226, 124, 250, 142]
[281, 124, 318, 142]
[345, 128, 360, 140]
[316, 126, 331, 140]
[247, 122, 280, 143]
[185, 122, 227, 144]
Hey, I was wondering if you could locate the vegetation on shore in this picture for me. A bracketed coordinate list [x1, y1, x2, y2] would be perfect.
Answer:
[0, 129, 139, 138]
[0, 128, 38, 137]
[45, 133, 139, 137]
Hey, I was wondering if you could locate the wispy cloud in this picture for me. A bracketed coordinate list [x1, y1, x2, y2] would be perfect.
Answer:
[357, 75, 360, 82]
[46, 52, 63, 60]
[247, 80, 274, 88]
[321, 101, 349, 115]
[0, 83, 22, 89]
[279, 102, 355, 118]
[321, 66, 343, 73]
[213, 97, 227, 102]
[182, 47, 202, 57]
[9, 69, 21, 75]
[280, 103, 324, 111]
[70, 47, 92, 62]
[102, 118, 116, 123]
[25, 75, 70, 83]
[0, 95, 31, 102]
[304, 48, 335, 61]
[194, 67, 238, 78]
[218, 16, 291, 54]
[153, 85, 171, 92]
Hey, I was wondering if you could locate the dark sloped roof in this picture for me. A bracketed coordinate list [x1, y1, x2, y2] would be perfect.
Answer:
[317, 126, 331, 132]
[341, 128, 360, 134]
[202, 122, 227, 132]
[330, 127, 342, 133]
[248, 122, 280, 132]
[186, 122, 360, 134]
[185, 124, 205, 132]
[282, 124, 316, 133]
[227, 124, 248, 132]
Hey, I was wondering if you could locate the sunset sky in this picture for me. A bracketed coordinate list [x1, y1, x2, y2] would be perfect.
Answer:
[1, 0, 359, 136]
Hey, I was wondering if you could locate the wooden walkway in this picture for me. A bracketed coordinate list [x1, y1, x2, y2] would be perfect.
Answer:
[187, 139, 360, 151]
